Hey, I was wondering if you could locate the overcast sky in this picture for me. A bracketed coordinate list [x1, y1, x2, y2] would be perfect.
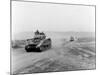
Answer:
[12, 1, 95, 34]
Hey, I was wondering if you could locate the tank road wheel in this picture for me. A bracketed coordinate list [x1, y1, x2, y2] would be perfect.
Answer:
[25, 45, 31, 52]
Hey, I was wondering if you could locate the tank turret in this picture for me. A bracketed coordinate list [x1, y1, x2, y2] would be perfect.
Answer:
[35, 30, 39, 35]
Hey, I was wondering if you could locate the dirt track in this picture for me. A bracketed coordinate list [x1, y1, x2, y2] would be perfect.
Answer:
[12, 38, 95, 74]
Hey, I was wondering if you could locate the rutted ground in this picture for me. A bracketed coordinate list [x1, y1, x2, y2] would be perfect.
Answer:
[12, 37, 95, 75]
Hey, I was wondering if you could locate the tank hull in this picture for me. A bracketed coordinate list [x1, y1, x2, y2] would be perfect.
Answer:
[25, 38, 51, 52]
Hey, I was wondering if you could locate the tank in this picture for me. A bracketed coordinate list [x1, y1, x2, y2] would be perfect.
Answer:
[70, 36, 74, 42]
[25, 30, 52, 52]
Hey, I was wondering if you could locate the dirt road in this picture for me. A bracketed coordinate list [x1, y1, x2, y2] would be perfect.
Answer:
[12, 38, 95, 74]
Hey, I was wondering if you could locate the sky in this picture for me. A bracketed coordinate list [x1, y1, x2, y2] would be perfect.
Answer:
[12, 1, 95, 34]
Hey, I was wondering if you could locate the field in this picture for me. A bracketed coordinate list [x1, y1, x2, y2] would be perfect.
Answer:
[11, 32, 95, 75]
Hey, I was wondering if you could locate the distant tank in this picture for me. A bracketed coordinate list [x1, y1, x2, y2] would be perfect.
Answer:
[70, 36, 74, 42]
[25, 30, 52, 52]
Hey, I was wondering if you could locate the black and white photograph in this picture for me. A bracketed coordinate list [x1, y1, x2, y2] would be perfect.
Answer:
[11, 0, 96, 75]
